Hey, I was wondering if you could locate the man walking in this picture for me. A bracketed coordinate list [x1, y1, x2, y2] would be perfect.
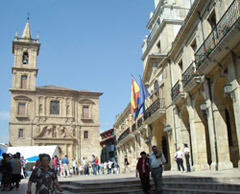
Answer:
[123, 155, 131, 173]
[149, 145, 166, 194]
[184, 144, 191, 172]
[61, 155, 70, 177]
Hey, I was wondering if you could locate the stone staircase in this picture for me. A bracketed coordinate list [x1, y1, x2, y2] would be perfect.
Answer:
[60, 176, 240, 194]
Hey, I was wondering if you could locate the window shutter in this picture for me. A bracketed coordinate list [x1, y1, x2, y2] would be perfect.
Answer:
[83, 106, 89, 118]
[18, 103, 25, 115]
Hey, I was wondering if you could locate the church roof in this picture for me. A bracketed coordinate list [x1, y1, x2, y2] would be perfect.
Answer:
[37, 85, 77, 91]
[37, 85, 103, 96]
[21, 20, 32, 40]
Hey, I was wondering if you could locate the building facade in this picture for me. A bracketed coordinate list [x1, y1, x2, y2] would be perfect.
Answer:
[115, 0, 240, 171]
[100, 128, 116, 162]
[9, 20, 103, 162]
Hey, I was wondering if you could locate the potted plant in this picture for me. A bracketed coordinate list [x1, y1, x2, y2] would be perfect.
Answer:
[204, 46, 212, 55]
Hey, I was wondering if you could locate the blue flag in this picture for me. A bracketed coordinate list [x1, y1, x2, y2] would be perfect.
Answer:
[134, 77, 150, 120]
[139, 78, 150, 114]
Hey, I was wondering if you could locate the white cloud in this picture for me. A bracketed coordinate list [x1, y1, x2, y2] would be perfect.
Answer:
[0, 111, 9, 120]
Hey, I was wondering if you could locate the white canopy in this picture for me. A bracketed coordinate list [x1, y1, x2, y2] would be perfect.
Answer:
[5, 145, 59, 162]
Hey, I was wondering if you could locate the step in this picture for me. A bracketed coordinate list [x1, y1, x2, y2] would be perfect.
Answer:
[162, 187, 240, 194]
[163, 181, 240, 191]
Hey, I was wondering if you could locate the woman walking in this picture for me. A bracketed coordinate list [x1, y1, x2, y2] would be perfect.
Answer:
[27, 153, 63, 194]
[175, 147, 185, 173]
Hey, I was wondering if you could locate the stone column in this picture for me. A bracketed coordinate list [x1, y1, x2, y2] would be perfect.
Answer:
[232, 84, 240, 168]
[213, 104, 233, 169]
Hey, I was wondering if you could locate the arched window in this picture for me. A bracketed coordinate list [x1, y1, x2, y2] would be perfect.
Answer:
[22, 52, 29, 64]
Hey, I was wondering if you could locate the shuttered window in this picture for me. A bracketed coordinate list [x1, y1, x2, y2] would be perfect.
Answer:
[50, 101, 60, 115]
[18, 103, 26, 115]
[21, 75, 27, 89]
[18, 129, 23, 138]
[82, 106, 89, 118]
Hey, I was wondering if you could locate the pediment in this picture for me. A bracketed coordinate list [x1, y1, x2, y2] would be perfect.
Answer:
[79, 99, 95, 105]
[14, 95, 32, 102]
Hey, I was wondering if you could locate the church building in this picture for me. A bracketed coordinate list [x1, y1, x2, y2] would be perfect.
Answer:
[9, 19, 103, 161]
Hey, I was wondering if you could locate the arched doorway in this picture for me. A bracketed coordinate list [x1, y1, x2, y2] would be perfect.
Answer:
[214, 77, 238, 168]
[195, 95, 211, 167]
[181, 108, 192, 165]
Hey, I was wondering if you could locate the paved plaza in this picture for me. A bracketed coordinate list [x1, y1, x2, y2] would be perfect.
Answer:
[1, 169, 239, 194]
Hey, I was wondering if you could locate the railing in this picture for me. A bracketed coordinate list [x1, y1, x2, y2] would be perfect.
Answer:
[182, 62, 199, 87]
[132, 123, 136, 132]
[118, 128, 130, 142]
[144, 98, 165, 120]
[137, 117, 143, 128]
[171, 81, 181, 100]
[195, 0, 240, 68]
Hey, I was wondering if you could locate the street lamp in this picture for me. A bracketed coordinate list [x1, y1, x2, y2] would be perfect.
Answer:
[224, 83, 232, 95]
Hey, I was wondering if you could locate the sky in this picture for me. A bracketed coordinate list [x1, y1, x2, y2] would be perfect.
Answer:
[0, 0, 154, 143]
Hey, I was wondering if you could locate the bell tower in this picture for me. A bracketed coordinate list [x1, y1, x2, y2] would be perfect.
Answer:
[10, 18, 40, 91]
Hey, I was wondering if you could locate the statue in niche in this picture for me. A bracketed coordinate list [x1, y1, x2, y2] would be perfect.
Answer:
[70, 125, 76, 136]
[59, 126, 67, 138]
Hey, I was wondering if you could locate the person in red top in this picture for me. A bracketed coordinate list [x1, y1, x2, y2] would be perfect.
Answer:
[35, 154, 42, 168]
[95, 157, 99, 175]
[136, 151, 151, 194]
[52, 155, 59, 175]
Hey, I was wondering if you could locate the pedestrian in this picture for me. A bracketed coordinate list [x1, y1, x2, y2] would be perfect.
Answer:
[149, 145, 166, 194]
[99, 162, 104, 175]
[136, 151, 151, 194]
[11, 152, 21, 189]
[123, 155, 131, 173]
[61, 155, 70, 177]
[0, 153, 12, 191]
[82, 157, 89, 176]
[175, 147, 185, 173]
[184, 144, 191, 172]
[91, 155, 97, 175]
[107, 160, 113, 174]
[95, 156, 100, 175]
[21, 156, 26, 178]
[26, 153, 63, 194]
[113, 160, 119, 174]
[52, 155, 59, 175]
[72, 157, 77, 175]
[79, 163, 83, 175]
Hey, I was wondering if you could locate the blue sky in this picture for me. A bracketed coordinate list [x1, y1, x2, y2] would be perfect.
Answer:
[0, 0, 154, 143]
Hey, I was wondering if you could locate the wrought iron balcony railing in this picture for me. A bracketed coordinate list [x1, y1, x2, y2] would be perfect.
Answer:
[195, 0, 240, 68]
[132, 123, 136, 132]
[137, 117, 143, 128]
[144, 98, 165, 120]
[182, 62, 200, 87]
[118, 127, 130, 142]
[171, 81, 181, 100]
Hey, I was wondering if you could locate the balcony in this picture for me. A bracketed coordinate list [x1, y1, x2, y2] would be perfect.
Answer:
[171, 80, 186, 104]
[182, 62, 201, 92]
[143, 98, 166, 124]
[118, 128, 131, 143]
[195, 0, 240, 74]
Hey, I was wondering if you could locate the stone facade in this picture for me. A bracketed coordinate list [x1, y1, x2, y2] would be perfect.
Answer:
[9, 20, 103, 163]
[115, 0, 240, 171]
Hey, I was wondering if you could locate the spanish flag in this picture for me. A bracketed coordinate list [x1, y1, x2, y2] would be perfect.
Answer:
[131, 77, 140, 114]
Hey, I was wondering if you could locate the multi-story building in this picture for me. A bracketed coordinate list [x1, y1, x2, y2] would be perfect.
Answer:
[115, 0, 240, 171]
[100, 128, 116, 162]
[9, 20, 103, 162]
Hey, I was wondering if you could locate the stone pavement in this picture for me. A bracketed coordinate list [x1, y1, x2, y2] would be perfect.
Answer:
[1, 169, 239, 194]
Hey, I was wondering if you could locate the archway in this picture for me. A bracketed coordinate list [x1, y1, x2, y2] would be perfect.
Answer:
[195, 95, 211, 167]
[213, 77, 238, 168]
[181, 108, 192, 165]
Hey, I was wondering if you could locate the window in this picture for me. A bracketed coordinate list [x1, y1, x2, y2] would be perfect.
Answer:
[39, 104, 42, 114]
[18, 103, 26, 115]
[18, 129, 23, 138]
[84, 131, 88, 139]
[21, 75, 27, 89]
[50, 101, 59, 115]
[208, 10, 216, 30]
[66, 105, 70, 115]
[22, 52, 29, 64]
[82, 106, 89, 118]
[191, 39, 197, 52]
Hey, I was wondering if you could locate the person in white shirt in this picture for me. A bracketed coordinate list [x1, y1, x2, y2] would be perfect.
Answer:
[175, 147, 185, 173]
[184, 143, 191, 172]
[149, 145, 166, 194]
